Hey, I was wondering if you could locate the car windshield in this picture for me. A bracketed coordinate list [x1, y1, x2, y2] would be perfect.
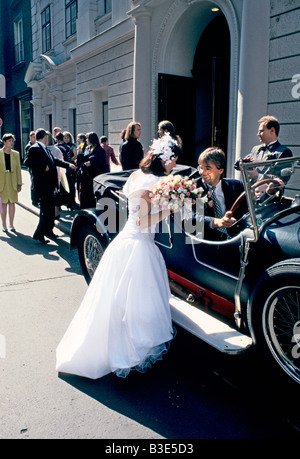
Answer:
[238, 156, 300, 235]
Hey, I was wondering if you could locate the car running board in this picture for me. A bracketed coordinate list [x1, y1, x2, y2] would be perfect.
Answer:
[169, 295, 252, 355]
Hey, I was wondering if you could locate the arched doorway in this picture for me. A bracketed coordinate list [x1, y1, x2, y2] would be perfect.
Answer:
[158, 12, 230, 167]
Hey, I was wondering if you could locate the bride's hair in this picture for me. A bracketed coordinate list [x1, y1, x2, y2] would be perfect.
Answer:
[140, 152, 166, 176]
[140, 142, 182, 176]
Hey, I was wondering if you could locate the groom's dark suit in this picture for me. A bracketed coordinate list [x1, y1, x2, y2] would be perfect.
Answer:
[24, 141, 73, 240]
[194, 174, 246, 240]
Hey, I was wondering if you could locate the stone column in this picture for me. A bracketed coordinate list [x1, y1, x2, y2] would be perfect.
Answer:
[50, 90, 63, 130]
[31, 84, 42, 130]
[235, 0, 270, 165]
[132, 9, 152, 152]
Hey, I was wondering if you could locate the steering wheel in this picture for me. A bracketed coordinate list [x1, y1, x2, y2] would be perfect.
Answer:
[230, 178, 283, 217]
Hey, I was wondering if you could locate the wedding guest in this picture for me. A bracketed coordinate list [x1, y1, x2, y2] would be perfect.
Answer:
[0, 134, 22, 232]
[63, 131, 77, 162]
[46, 132, 68, 220]
[119, 129, 126, 155]
[158, 120, 182, 148]
[77, 133, 87, 156]
[119, 122, 144, 170]
[24, 128, 76, 243]
[25, 130, 36, 153]
[63, 131, 78, 209]
[246, 115, 293, 184]
[24, 131, 38, 206]
[77, 132, 106, 209]
[53, 127, 62, 142]
[100, 136, 120, 172]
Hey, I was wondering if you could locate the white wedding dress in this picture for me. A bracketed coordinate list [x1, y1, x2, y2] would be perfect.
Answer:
[56, 170, 175, 379]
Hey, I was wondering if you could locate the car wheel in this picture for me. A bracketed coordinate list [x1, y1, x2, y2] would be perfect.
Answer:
[249, 261, 300, 386]
[78, 226, 107, 284]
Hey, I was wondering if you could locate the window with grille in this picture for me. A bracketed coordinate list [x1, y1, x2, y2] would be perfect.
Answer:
[65, 0, 77, 39]
[41, 6, 51, 53]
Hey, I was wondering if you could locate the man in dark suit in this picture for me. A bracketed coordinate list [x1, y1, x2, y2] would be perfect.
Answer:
[246, 115, 293, 184]
[24, 128, 76, 243]
[196, 147, 245, 241]
[24, 131, 39, 207]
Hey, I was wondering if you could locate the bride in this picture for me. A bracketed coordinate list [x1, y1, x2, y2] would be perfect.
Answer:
[56, 134, 181, 379]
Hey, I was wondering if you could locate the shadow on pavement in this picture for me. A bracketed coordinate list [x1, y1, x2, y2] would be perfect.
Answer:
[58, 328, 299, 439]
[0, 228, 82, 276]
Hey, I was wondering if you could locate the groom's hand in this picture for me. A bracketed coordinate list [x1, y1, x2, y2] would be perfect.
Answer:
[212, 211, 236, 229]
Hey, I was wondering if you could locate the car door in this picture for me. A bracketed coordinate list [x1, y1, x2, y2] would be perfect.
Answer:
[156, 214, 244, 304]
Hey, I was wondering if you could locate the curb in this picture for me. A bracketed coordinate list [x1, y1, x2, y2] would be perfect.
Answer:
[17, 201, 72, 236]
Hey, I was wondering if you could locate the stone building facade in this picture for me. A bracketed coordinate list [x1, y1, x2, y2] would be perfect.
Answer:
[0, 0, 33, 158]
[24, 0, 300, 172]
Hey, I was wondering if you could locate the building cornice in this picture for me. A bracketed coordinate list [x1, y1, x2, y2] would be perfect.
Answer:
[70, 18, 134, 64]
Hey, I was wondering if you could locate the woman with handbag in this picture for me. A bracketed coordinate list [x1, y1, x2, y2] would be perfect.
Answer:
[0, 133, 22, 232]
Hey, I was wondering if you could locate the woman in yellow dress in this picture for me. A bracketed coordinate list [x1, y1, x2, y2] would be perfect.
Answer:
[0, 133, 22, 232]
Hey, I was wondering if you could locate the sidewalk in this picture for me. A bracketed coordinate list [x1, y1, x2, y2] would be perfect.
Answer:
[18, 167, 78, 236]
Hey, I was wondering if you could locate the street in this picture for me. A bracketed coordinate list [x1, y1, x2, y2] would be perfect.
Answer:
[0, 201, 299, 440]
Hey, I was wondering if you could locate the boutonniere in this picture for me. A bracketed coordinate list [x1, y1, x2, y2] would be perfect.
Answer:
[266, 152, 276, 160]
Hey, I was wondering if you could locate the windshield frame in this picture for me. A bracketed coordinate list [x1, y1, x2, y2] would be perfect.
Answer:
[237, 156, 300, 241]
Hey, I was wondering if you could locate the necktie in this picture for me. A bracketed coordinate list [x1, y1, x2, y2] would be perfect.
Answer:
[211, 186, 228, 237]
[46, 147, 54, 165]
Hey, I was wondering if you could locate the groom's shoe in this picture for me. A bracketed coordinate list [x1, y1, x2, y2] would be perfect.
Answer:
[45, 231, 59, 239]
[33, 234, 49, 244]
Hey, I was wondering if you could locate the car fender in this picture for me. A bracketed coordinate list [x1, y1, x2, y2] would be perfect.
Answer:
[247, 257, 300, 342]
[70, 209, 110, 249]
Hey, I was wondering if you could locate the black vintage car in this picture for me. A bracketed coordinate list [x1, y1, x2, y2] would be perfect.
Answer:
[70, 156, 300, 386]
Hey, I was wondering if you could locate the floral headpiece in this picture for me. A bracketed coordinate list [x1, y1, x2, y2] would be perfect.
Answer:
[150, 133, 178, 166]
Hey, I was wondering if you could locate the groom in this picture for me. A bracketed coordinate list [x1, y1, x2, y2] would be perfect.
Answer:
[195, 147, 246, 241]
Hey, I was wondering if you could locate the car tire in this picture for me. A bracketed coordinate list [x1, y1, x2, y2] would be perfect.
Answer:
[249, 259, 300, 387]
[77, 226, 107, 284]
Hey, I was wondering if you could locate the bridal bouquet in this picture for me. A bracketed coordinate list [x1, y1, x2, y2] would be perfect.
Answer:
[150, 174, 206, 212]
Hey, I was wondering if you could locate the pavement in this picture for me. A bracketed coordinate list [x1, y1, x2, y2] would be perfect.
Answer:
[18, 166, 79, 236]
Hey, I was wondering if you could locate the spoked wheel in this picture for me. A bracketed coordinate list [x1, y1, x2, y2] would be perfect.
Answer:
[262, 286, 300, 385]
[78, 227, 106, 283]
[250, 261, 300, 386]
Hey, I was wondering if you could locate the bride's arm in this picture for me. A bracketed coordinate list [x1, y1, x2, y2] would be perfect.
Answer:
[138, 190, 171, 229]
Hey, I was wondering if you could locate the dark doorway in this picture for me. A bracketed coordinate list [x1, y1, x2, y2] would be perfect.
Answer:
[158, 13, 230, 168]
[193, 14, 230, 163]
[158, 73, 195, 166]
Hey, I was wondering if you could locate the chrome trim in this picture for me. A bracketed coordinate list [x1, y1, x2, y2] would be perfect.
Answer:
[155, 218, 173, 249]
